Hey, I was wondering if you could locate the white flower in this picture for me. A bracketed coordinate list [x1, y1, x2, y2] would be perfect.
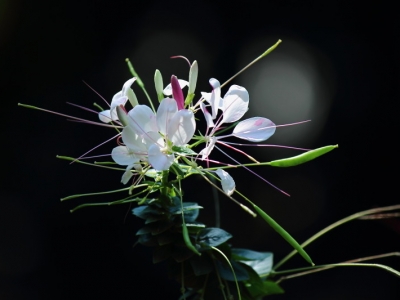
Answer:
[113, 97, 196, 172]
[99, 78, 138, 123]
[199, 78, 276, 160]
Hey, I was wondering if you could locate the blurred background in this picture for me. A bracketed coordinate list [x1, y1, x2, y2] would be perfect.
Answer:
[1, 0, 399, 299]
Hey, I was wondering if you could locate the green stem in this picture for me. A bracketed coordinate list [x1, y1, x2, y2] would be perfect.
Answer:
[274, 252, 400, 283]
[269, 262, 400, 279]
[61, 187, 131, 201]
[219, 39, 281, 89]
[212, 246, 242, 300]
[56, 156, 126, 171]
[273, 204, 400, 270]
[125, 58, 156, 112]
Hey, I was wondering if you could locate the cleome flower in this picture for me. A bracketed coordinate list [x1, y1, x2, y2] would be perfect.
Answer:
[199, 78, 276, 160]
[98, 78, 138, 123]
[111, 76, 196, 180]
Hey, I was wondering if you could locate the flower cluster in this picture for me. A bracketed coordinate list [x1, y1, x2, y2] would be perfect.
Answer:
[97, 59, 278, 196]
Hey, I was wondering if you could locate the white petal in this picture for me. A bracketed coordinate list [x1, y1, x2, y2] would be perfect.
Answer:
[167, 109, 196, 146]
[148, 144, 174, 171]
[142, 131, 164, 149]
[221, 85, 249, 124]
[209, 78, 221, 119]
[121, 126, 147, 154]
[232, 117, 276, 142]
[215, 169, 235, 196]
[163, 79, 188, 96]
[98, 110, 112, 123]
[199, 137, 216, 160]
[114, 78, 138, 108]
[121, 164, 134, 184]
[121, 78, 136, 96]
[127, 105, 158, 136]
[200, 102, 215, 128]
[111, 146, 139, 166]
[157, 98, 178, 135]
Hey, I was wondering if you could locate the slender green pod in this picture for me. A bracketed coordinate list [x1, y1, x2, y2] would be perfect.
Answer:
[269, 145, 338, 167]
[252, 204, 314, 266]
[181, 220, 201, 256]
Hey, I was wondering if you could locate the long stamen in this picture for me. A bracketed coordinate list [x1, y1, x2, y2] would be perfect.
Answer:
[222, 142, 311, 151]
[75, 153, 112, 160]
[66, 102, 104, 115]
[217, 141, 260, 163]
[170, 55, 191, 67]
[71, 133, 121, 164]
[18, 103, 122, 129]
[214, 145, 290, 197]
[82, 80, 110, 107]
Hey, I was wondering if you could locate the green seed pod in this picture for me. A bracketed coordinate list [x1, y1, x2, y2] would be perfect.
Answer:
[253, 204, 314, 266]
[269, 145, 338, 167]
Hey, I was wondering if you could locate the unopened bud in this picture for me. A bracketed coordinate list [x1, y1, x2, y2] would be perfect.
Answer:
[188, 60, 198, 94]
[154, 69, 164, 102]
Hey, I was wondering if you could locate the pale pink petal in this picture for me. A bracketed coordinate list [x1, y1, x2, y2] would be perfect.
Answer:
[121, 164, 134, 184]
[199, 137, 216, 160]
[127, 105, 158, 136]
[232, 117, 276, 142]
[221, 85, 249, 124]
[111, 145, 139, 166]
[200, 102, 215, 128]
[120, 162, 142, 184]
[121, 78, 137, 106]
[121, 127, 147, 155]
[209, 78, 221, 119]
[98, 110, 112, 123]
[167, 109, 196, 146]
[148, 144, 174, 171]
[157, 98, 178, 135]
[142, 131, 164, 150]
[215, 169, 235, 196]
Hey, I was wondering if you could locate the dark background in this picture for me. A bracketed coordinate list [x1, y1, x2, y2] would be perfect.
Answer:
[1, 0, 399, 299]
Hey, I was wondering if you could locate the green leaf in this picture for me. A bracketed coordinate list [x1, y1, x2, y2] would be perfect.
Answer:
[262, 280, 284, 296]
[253, 204, 314, 266]
[146, 221, 175, 235]
[153, 244, 173, 263]
[156, 232, 178, 246]
[240, 252, 273, 276]
[269, 145, 338, 167]
[138, 233, 158, 246]
[241, 264, 267, 298]
[132, 205, 160, 217]
[197, 228, 233, 248]
[185, 222, 206, 234]
[231, 248, 272, 261]
[170, 202, 202, 222]
[170, 162, 185, 177]
[216, 260, 250, 281]
[172, 145, 197, 156]
[171, 244, 197, 262]
[190, 255, 214, 276]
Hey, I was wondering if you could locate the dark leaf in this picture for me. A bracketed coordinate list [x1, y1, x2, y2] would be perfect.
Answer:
[153, 244, 173, 263]
[232, 248, 272, 261]
[198, 228, 232, 248]
[190, 255, 213, 276]
[216, 260, 249, 281]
